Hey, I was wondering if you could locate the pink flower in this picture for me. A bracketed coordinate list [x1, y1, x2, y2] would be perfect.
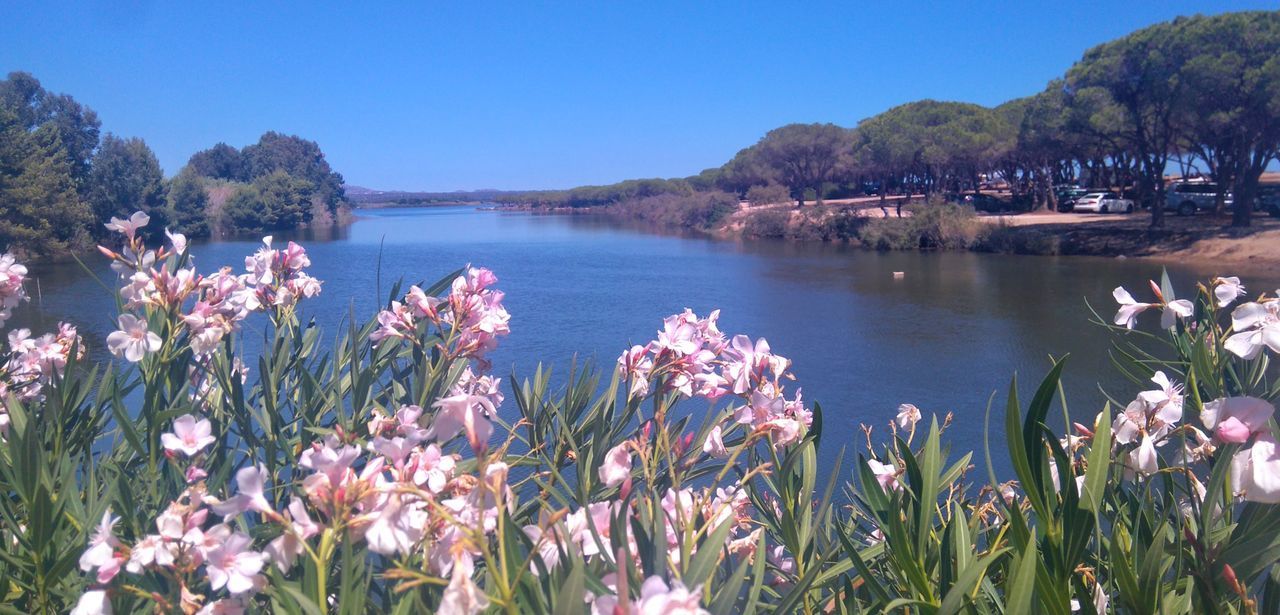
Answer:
[1113, 287, 1154, 329]
[866, 459, 901, 492]
[598, 442, 632, 487]
[438, 555, 489, 614]
[104, 211, 150, 238]
[204, 531, 265, 595]
[105, 314, 161, 362]
[635, 576, 708, 615]
[79, 510, 123, 583]
[1201, 397, 1275, 444]
[0, 253, 28, 328]
[702, 424, 728, 458]
[161, 415, 216, 456]
[265, 498, 322, 572]
[211, 465, 275, 518]
[430, 393, 495, 452]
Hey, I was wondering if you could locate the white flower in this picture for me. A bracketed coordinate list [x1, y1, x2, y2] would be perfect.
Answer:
[1214, 276, 1245, 308]
[105, 314, 161, 362]
[1231, 434, 1280, 504]
[70, 590, 112, 615]
[166, 228, 188, 254]
[1224, 301, 1280, 360]
[1113, 287, 1154, 329]
[1160, 299, 1193, 330]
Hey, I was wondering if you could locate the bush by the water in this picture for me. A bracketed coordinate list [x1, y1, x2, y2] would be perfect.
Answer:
[607, 191, 739, 231]
[857, 199, 986, 250]
[3, 213, 1280, 613]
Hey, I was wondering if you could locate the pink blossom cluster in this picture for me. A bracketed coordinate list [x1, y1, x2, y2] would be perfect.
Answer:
[589, 575, 710, 615]
[100, 213, 322, 363]
[0, 252, 28, 328]
[523, 482, 756, 577]
[618, 309, 812, 449]
[242, 236, 322, 309]
[76, 486, 268, 615]
[77, 394, 513, 614]
[1, 323, 82, 413]
[371, 267, 511, 368]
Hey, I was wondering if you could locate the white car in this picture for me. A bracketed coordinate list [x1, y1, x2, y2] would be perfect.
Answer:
[1073, 192, 1134, 214]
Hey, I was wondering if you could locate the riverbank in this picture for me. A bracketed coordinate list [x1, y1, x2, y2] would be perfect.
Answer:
[495, 198, 1280, 268]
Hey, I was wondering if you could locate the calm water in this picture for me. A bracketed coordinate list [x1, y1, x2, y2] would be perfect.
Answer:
[14, 207, 1276, 478]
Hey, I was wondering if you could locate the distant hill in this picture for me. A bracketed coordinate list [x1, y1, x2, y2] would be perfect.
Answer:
[343, 186, 523, 207]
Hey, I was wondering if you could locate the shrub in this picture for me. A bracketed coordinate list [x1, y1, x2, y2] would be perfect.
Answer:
[857, 198, 986, 250]
[2, 212, 1279, 613]
[741, 209, 791, 238]
[745, 183, 791, 207]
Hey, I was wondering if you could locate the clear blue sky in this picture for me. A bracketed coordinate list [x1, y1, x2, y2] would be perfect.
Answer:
[2, 1, 1274, 191]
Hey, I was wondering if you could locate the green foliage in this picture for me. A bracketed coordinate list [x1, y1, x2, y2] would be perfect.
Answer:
[166, 169, 211, 238]
[221, 170, 315, 233]
[0, 119, 94, 256]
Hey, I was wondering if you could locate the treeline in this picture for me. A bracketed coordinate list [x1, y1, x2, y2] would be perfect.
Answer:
[0, 72, 350, 259]
[506, 11, 1280, 229]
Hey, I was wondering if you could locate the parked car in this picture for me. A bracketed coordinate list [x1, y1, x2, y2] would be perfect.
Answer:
[1054, 187, 1089, 212]
[1073, 192, 1135, 213]
[963, 193, 1009, 213]
[1256, 185, 1280, 217]
[1165, 181, 1232, 216]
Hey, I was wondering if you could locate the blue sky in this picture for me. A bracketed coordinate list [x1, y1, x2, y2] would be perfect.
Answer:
[2, 1, 1274, 191]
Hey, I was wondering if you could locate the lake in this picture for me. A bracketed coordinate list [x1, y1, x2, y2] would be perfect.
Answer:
[13, 206, 1276, 478]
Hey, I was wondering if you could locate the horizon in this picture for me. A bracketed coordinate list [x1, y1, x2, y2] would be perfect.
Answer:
[3, 1, 1275, 192]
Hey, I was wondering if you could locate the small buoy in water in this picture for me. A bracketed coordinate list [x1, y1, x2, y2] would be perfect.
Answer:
[893, 271, 905, 279]
[1116, 255, 1128, 260]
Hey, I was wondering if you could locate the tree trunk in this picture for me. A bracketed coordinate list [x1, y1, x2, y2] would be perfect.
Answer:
[1233, 173, 1258, 228]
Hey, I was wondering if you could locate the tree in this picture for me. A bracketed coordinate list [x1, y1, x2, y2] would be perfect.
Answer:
[0, 71, 100, 187]
[0, 120, 93, 255]
[1175, 12, 1280, 227]
[1066, 18, 1200, 228]
[187, 143, 246, 181]
[753, 123, 851, 206]
[88, 134, 168, 238]
[167, 169, 210, 238]
[242, 132, 346, 214]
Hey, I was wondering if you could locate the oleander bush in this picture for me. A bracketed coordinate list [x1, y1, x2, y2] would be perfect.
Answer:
[1, 212, 1279, 614]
